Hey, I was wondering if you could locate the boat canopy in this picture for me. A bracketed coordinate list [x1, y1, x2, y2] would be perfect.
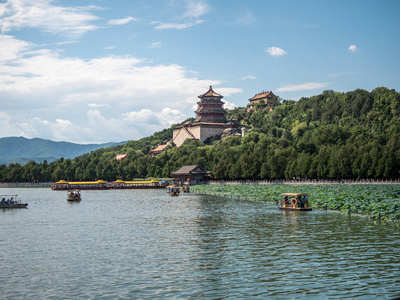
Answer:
[120, 180, 159, 184]
[281, 193, 308, 197]
[67, 180, 107, 185]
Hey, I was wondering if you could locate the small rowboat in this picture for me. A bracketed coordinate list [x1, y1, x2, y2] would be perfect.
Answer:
[167, 185, 180, 196]
[0, 194, 28, 208]
[67, 190, 81, 201]
[278, 193, 312, 211]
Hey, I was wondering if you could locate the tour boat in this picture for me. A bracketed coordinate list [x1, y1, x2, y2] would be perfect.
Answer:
[278, 193, 312, 211]
[67, 190, 81, 201]
[52, 179, 165, 190]
[0, 194, 28, 208]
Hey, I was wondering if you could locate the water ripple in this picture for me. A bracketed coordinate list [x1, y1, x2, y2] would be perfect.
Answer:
[0, 188, 399, 299]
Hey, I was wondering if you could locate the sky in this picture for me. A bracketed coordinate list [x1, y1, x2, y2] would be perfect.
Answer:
[0, 0, 399, 144]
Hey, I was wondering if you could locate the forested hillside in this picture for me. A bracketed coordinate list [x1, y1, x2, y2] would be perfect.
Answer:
[1, 87, 399, 182]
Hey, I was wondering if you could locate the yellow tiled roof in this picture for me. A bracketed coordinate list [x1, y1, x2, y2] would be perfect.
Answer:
[249, 91, 275, 101]
[199, 86, 223, 98]
[150, 144, 168, 152]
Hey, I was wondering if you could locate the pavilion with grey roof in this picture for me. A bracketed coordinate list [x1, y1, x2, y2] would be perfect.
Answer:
[171, 165, 211, 184]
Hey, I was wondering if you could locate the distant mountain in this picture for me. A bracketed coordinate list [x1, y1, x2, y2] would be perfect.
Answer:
[0, 137, 125, 165]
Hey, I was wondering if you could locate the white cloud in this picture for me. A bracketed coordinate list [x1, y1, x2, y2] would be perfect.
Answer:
[183, 0, 209, 18]
[0, 34, 31, 61]
[89, 103, 109, 108]
[223, 100, 238, 110]
[107, 16, 138, 26]
[150, 0, 208, 31]
[0, 0, 101, 36]
[19, 108, 186, 143]
[56, 40, 79, 46]
[0, 36, 242, 143]
[276, 82, 330, 92]
[149, 41, 162, 48]
[265, 47, 287, 57]
[349, 45, 357, 53]
[151, 20, 204, 30]
[240, 75, 257, 80]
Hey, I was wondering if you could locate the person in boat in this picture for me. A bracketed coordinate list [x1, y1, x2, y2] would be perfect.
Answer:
[303, 196, 308, 207]
[284, 196, 290, 207]
[297, 195, 303, 208]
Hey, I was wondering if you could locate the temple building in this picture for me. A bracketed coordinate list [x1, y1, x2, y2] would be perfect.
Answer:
[172, 86, 239, 147]
[149, 144, 169, 157]
[171, 165, 211, 184]
[247, 91, 277, 112]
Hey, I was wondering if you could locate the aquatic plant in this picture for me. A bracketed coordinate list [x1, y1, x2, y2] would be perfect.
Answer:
[191, 184, 400, 222]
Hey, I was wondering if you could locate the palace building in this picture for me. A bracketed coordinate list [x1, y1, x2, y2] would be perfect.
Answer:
[172, 86, 239, 147]
[247, 90, 277, 112]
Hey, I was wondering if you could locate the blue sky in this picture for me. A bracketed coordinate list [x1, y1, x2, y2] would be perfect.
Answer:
[0, 0, 399, 143]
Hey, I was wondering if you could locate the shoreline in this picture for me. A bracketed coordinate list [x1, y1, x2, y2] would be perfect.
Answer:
[0, 182, 52, 188]
[1, 179, 400, 188]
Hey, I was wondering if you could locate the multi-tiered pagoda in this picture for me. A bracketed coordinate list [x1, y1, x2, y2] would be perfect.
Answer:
[173, 86, 239, 147]
[194, 86, 227, 123]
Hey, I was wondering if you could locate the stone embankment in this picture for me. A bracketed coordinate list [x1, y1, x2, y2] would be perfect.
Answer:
[0, 182, 52, 188]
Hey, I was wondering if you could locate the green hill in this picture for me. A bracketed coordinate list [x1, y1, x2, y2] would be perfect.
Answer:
[1, 87, 399, 182]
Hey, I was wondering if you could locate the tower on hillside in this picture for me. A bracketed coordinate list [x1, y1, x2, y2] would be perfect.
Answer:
[194, 86, 227, 123]
[172, 86, 239, 147]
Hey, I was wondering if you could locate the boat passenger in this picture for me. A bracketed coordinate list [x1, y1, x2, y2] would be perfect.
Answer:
[303, 196, 308, 207]
[284, 196, 290, 207]
[298, 196, 303, 208]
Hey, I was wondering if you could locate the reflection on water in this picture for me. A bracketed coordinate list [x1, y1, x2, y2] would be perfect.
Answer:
[0, 188, 399, 299]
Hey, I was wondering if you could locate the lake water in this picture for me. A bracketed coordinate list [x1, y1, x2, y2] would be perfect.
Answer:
[0, 188, 399, 299]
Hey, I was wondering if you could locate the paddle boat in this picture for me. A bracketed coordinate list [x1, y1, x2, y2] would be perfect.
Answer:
[167, 185, 180, 196]
[0, 195, 28, 208]
[67, 190, 81, 201]
[278, 193, 312, 211]
[182, 186, 190, 193]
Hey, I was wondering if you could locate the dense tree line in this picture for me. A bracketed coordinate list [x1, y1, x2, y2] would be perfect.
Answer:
[1, 87, 399, 182]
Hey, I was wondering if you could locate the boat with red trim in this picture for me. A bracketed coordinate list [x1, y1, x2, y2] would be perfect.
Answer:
[52, 179, 166, 190]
